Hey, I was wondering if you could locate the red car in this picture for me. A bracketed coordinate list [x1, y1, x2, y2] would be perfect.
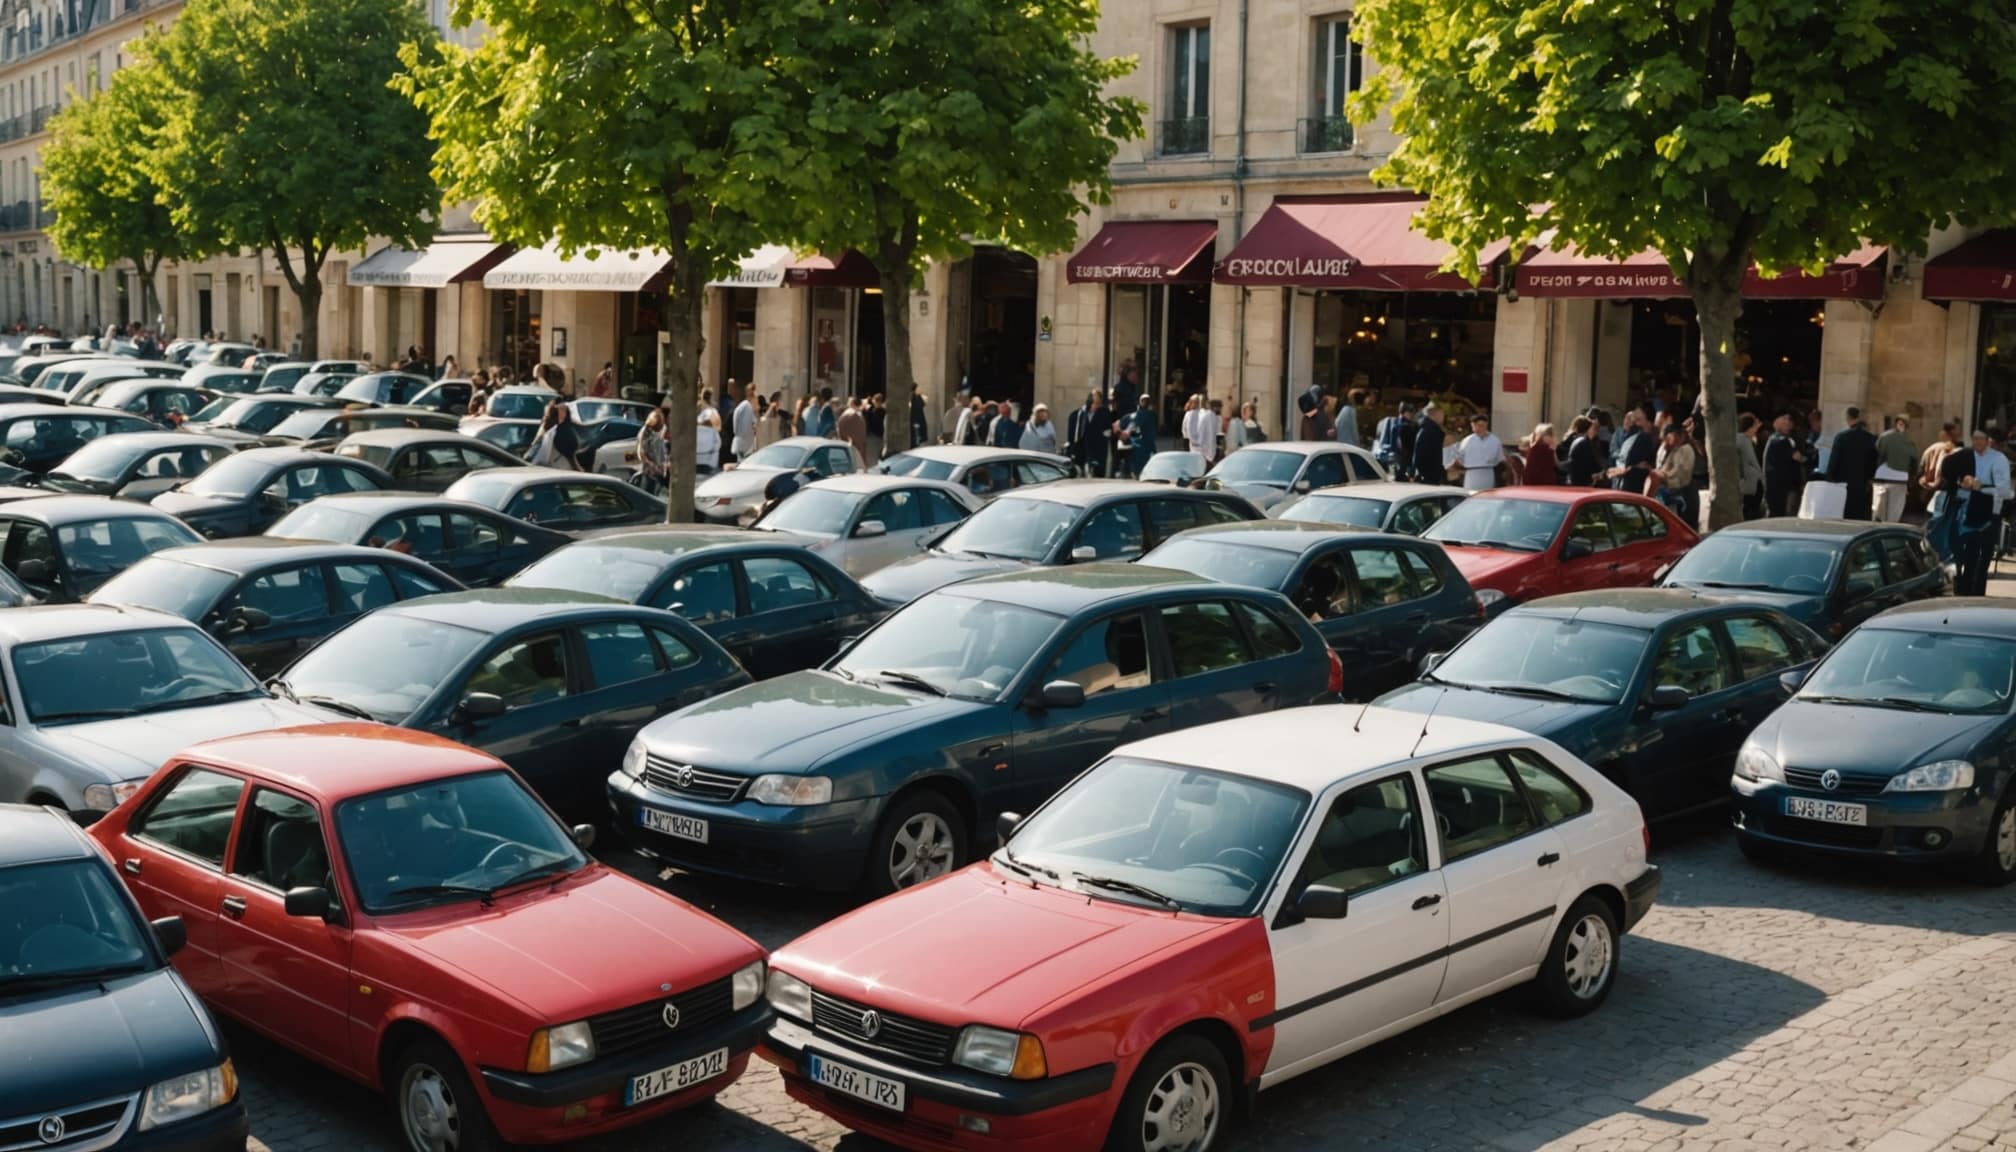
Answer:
[1422, 486, 1696, 609]
[90, 725, 769, 1151]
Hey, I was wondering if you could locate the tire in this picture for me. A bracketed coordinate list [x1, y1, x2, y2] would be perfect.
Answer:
[1972, 786, 2016, 887]
[860, 790, 966, 899]
[389, 1038, 501, 1152]
[1104, 1034, 1231, 1152]
[1737, 831, 1785, 868]
[1535, 894, 1619, 1018]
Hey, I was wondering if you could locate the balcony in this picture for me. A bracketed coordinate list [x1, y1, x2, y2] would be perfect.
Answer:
[1300, 115, 1355, 155]
[0, 117, 21, 143]
[29, 105, 54, 134]
[35, 203, 54, 228]
[1156, 117, 1209, 157]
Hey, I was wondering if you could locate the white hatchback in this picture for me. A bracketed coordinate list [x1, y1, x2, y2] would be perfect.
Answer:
[751, 473, 982, 578]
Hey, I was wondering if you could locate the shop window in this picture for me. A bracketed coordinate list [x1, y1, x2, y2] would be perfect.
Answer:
[1161, 24, 1210, 155]
[1306, 15, 1362, 153]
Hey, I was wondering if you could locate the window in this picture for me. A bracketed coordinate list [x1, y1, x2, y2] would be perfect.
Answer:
[1293, 554, 1354, 620]
[390, 565, 449, 600]
[1163, 24, 1210, 155]
[1302, 452, 1347, 490]
[268, 464, 375, 503]
[1423, 756, 1536, 862]
[815, 446, 853, 476]
[1569, 504, 1617, 552]
[1347, 452, 1382, 482]
[647, 626, 700, 670]
[1607, 502, 1657, 545]
[1197, 499, 1249, 526]
[1843, 539, 1884, 587]
[1879, 536, 1925, 584]
[1651, 622, 1733, 697]
[133, 768, 245, 867]
[448, 513, 505, 551]
[330, 563, 398, 615]
[581, 621, 661, 689]
[1723, 615, 1797, 682]
[1070, 502, 1146, 560]
[1160, 601, 1252, 677]
[1046, 613, 1153, 695]
[1016, 461, 1070, 486]
[1505, 750, 1591, 825]
[233, 565, 329, 623]
[918, 488, 970, 526]
[1398, 549, 1444, 595]
[231, 789, 330, 892]
[861, 490, 924, 533]
[559, 483, 632, 525]
[1235, 600, 1302, 658]
[1145, 499, 1203, 543]
[744, 556, 833, 614]
[465, 634, 571, 707]
[1299, 775, 1425, 895]
[964, 462, 1011, 496]
[3, 520, 53, 570]
[1349, 547, 1417, 608]
[654, 561, 737, 623]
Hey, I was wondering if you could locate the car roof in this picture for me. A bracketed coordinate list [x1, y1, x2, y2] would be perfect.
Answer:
[1164, 521, 1400, 554]
[1295, 482, 1462, 502]
[495, 384, 558, 396]
[0, 403, 126, 420]
[177, 723, 513, 801]
[1468, 486, 1619, 505]
[1864, 597, 2016, 638]
[0, 602, 207, 645]
[1121, 704, 1535, 792]
[278, 492, 493, 514]
[1714, 517, 1901, 540]
[565, 526, 769, 557]
[338, 428, 464, 447]
[148, 538, 416, 573]
[1510, 588, 1729, 627]
[69, 431, 219, 452]
[771, 435, 849, 450]
[940, 561, 1210, 613]
[889, 445, 1066, 464]
[998, 478, 1211, 507]
[223, 446, 354, 467]
[0, 495, 188, 526]
[383, 586, 648, 631]
[0, 803, 93, 865]
[1228, 441, 1369, 457]
[803, 473, 969, 495]
[453, 466, 619, 492]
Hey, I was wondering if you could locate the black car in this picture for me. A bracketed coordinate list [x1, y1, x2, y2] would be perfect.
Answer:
[0, 496, 203, 602]
[443, 466, 667, 535]
[1661, 518, 1948, 639]
[0, 405, 157, 474]
[86, 380, 217, 429]
[265, 492, 569, 586]
[88, 538, 465, 678]
[1380, 590, 1827, 820]
[38, 433, 236, 501]
[1733, 599, 2016, 883]
[184, 394, 342, 446]
[274, 589, 749, 817]
[0, 804, 248, 1147]
[507, 528, 884, 678]
[610, 564, 1341, 895]
[1140, 521, 1483, 699]
[332, 429, 526, 493]
[151, 448, 395, 538]
[262, 405, 460, 450]
[860, 479, 1263, 607]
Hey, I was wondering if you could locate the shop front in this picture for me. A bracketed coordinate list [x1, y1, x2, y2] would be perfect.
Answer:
[346, 235, 510, 372]
[1065, 219, 1218, 427]
[483, 245, 674, 389]
[1925, 229, 2016, 436]
[787, 252, 884, 398]
[706, 245, 793, 399]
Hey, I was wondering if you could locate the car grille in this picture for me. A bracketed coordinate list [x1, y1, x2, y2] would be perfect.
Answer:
[642, 756, 747, 803]
[0, 1096, 134, 1152]
[587, 976, 739, 1059]
[810, 988, 958, 1067]
[1783, 767, 1890, 797]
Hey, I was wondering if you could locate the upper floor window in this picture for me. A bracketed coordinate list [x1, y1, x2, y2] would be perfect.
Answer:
[1161, 23, 1210, 156]
[1306, 14, 1362, 153]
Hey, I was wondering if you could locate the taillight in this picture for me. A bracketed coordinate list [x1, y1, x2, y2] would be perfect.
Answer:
[1642, 823, 1652, 855]
[1326, 649, 1344, 696]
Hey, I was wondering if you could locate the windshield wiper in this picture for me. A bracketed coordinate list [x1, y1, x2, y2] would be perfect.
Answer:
[1863, 696, 1946, 714]
[134, 689, 266, 715]
[33, 707, 143, 724]
[270, 679, 378, 721]
[1477, 539, 1545, 553]
[994, 848, 1057, 882]
[381, 883, 492, 908]
[1689, 580, 1785, 592]
[869, 670, 948, 697]
[488, 859, 577, 896]
[1074, 873, 1182, 910]
[1474, 683, 1598, 704]
[0, 964, 148, 992]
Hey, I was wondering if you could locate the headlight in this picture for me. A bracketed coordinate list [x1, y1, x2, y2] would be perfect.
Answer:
[138, 1060, 237, 1130]
[619, 738, 648, 780]
[1884, 760, 1975, 793]
[766, 969, 813, 1021]
[1735, 744, 1783, 783]
[731, 960, 766, 1011]
[526, 1020, 596, 1073]
[82, 779, 145, 811]
[747, 775, 833, 806]
[1473, 588, 1506, 607]
[710, 496, 734, 507]
[952, 1026, 1047, 1080]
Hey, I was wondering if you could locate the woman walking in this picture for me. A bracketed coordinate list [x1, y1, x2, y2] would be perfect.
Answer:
[636, 408, 670, 494]
[1522, 423, 1559, 486]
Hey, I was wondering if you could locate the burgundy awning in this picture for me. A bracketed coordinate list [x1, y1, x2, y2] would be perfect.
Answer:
[785, 251, 881, 289]
[1924, 230, 2016, 301]
[1066, 220, 1217, 284]
[1516, 242, 1887, 300]
[1746, 243, 1886, 300]
[1213, 195, 1494, 291]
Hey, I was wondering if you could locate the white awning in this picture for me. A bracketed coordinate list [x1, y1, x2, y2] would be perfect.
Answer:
[481, 245, 673, 292]
[347, 237, 505, 288]
[707, 244, 794, 288]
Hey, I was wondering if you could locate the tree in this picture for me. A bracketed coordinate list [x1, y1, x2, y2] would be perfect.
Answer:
[757, 0, 1143, 455]
[41, 65, 189, 327]
[1350, 0, 2016, 528]
[145, 0, 440, 353]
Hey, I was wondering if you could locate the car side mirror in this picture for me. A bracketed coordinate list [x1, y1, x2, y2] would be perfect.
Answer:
[1069, 545, 1097, 562]
[1035, 679, 1086, 710]
[455, 691, 508, 723]
[231, 605, 271, 632]
[1292, 480, 1312, 494]
[1845, 577, 1877, 603]
[996, 811, 1023, 843]
[1562, 537, 1596, 562]
[854, 519, 887, 539]
[1295, 884, 1348, 921]
[13, 558, 51, 584]
[1647, 684, 1690, 711]
[1419, 652, 1446, 677]
[1778, 668, 1808, 695]
[150, 915, 186, 957]
[282, 886, 331, 920]
[570, 823, 597, 850]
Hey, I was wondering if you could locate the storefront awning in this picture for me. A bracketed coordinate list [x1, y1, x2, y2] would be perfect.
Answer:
[785, 251, 881, 289]
[1515, 242, 1887, 300]
[347, 237, 509, 288]
[707, 245, 794, 289]
[1213, 195, 1494, 291]
[1924, 230, 2016, 301]
[1066, 220, 1217, 283]
[1746, 243, 1886, 300]
[481, 245, 673, 292]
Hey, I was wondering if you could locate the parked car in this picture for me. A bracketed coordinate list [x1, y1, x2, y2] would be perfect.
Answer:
[268, 493, 569, 587]
[263, 404, 460, 449]
[184, 394, 342, 446]
[572, 397, 655, 424]
[1203, 441, 1390, 512]
[200, 343, 256, 368]
[290, 371, 361, 398]
[1382, 590, 1825, 820]
[38, 432, 235, 500]
[611, 564, 1342, 895]
[1733, 598, 2016, 883]
[1660, 518, 1947, 639]
[86, 379, 218, 429]
[1423, 488, 1697, 611]
[333, 428, 526, 493]
[91, 539, 465, 678]
[753, 474, 983, 579]
[761, 706, 1658, 1151]
[88, 726, 772, 1147]
[445, 467, 667, 535]
[259, 359, 369, 394]
[0, 496, 202, 601]
[0, 382, 65, 406]
[459, 385, 560, 435]
[62, 359, 188, 402]
[0, 405, 157, 474]
[33, 357, 137, 397]
[574, 417, 648, 473]
[687, 437, 865, 525]
[1273, 480, 1470, 536]
[178, 366, 263, 396]
[1137, 450, 1209, 485]
[472, 418, 541, 459]
[408, 378, 474, 415]
[861, 480, 1262, 608]
[875, 445, 1074, 499]
[275, 589, 748, 815]
[1141, 522, 1482, 699]
[332, 371, 432, 408]
[0, 605, 339, 814]
[152, 447, 395, 537]
[507, 529, 884, 678]
[0, 804, 248, 1148]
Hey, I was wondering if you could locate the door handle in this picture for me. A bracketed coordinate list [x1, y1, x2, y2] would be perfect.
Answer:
[122, 858, 141, 876]
[1134, 707, 1167, 722]
[1718, 708, 1745, 724]
[558, 717, 583, 729]
[977, 742, 1007, 758]
[1411, 893, 1442, 911]
[1537, 852, 1561, 867]
[1252, 681, 1277, 694]
[220, 895, 247, 919]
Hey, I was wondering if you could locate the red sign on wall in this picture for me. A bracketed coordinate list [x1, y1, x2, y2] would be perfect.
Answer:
[1502, 369, 1529, 395]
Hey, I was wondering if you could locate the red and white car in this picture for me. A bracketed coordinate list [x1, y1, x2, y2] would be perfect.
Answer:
[1422, 487, 1697, 611]
[760, 706, 1660, 1151]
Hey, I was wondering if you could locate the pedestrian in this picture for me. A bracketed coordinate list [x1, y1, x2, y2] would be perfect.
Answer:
[592, 361, 615, 399]
[698, 386, 719, 425]
[1561, 416, 1600, 487]
[1921, 422, 1962, 500]
[910, 390, 929, 448]
[1607, 410, 1658, 494]
[763, 392, 790, 447]
[1736, 413, 1765, 520]
[1188, 396, 1221, 464]
[1523, 423, 1559, 486]
[793, 395, 813, 437]
[1826, 406, 1879, 520]
[1954, 429, 2011, 595]
[988, 402, 1022, 448]
[1335, 388, 1365, 449]
[1084, 392, 1117, 477]
[814, 388, 838, 438]
[635, 408, 670, 494]
[696, 410, 722, 476]
[1111, 361, 1140, 421]
[1372, 402, 1412, 473]
[1655, 424, 1699, 524]
[440, 354, 460, 381]
[1412, 404, 1449, 486]
[731, 387, 757, 465]
[1020, 404, 1059, 455]
[1927, 432, 1973, 562]
[530, 401, 579, 469]
[942, 390, 969, 446]
[835, 396, 868, 462]
[1119, 395, 1158, 477]
[1762, 414, 1806, 518]
[1873, 415, 1917, 522]
[1067, 391, 1098, 471]
[1225, 399, 1262, 455]
[1455, 413, 1506, 491]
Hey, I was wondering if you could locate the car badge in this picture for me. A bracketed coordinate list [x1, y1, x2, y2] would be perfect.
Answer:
[36, 1117, 64, 1146]
[676, 766, 696, 789]
[662, 1002, 682, 1030]
[1820, 769, 1841, 792]
[660, 982, 673, 992]
[859, 1009, 882, 1039]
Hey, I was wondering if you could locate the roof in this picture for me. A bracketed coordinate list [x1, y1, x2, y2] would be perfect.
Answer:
[337, 428, 465, 448]
[1509, 589, 1726, 627]
[1864, 598, 2016, 638]
[1467, 486, 1632, 506]
[149, 538, 413, 573]
[449, 466, 617, 494]
[886, 446, 1067, 464]
[941, 562, 1209, 614]
[772, 435, 850, 450]
[221, 446, 344, 467]
[270, 492, 489, 515]
[1713, 517, 1903, 540]
[801, 473, 971, 496]
[0, 603, 209, 646]
[493, 385, 558, 397]
[384, 587, 648, 632]
[0, 403, 125, 421]
[0, 803, 92, 866]
[997, 478, 1201, 507]
[1226, 441, 1368, 457]
[0, 495, 189, 526]
[176, 724, 511, 801]
[1164, 521, 1394, 553]
[68, 431, 219, 453]
[1121, 704, 1535, 792]
[1291, 482, 1463, 502]
[555, 526, 765, 557]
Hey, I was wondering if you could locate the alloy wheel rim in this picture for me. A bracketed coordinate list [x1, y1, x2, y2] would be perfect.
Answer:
[1997, 805, 2015, 872]
[1562, 914, 1613, 1000]
[401, 1064, 459, 1152]
[1141, 1061, 1219, 1152]
[890, 812, 954, 888]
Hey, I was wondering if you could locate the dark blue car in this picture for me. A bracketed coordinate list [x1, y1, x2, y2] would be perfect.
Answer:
[150, 447, 395, 538]
[610, 564, 1341, 896]
[264, 492, 570, 587]
[1660, 518, 1947, 640]
[0, 804, 246, 1148]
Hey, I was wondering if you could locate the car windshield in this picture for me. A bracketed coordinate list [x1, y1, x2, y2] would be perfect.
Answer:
[190, 397, 235, 424]
[281, 613, 490, 722]
[12, 627, 264, 725]
[932, 496, 1077, 561]
[1141, 453, 1208, 483]
[1279, 494, 1388, 529]
[1430, 614, 1648, 704]
[206, 399, 294, 433]
[444, 472, 517, 510]
[42, 438, 149, 483]
[488, 392, 551, 420]
[1424, 497, 1568, 553]
[1799, 628, 2016, 716]
[1001, 757, 1310, 917]
[573, 401, 639, 422]
[267, 503, 372, 543]
[88, 557, 237, 619]
[1208, 449, 1302, 486]
[1139, 537, 1297, 590]
[336, 771, 588, 914]
[833, 592, 1062, 700]
[876, 453, 956, 481]
[508, 544, 668, 603]
[337, 443, 395, 469]
[0, 860, 154, 988]
[755, 488, 861, 538]
[739, 443, 811, 471]
[56, 517, 202, 578]
[1664, 533, 1840, 594]
[181, 453, 276, 497]
[268, 410, 339, 441]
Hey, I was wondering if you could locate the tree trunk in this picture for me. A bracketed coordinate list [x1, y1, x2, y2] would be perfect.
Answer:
[875, 229, 919, 458]
[660, 192, 702, 522]
[295, 276, 322, 360]
[1690, 271, 1746, 532]
[132, 256, 156, 330]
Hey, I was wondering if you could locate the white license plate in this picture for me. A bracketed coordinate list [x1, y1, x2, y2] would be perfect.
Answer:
[625, 1046, 730, 1105]
[807, 1054, 906, 1112]
[1785, 796, 1868, 826]
[640, 808, 710, 843]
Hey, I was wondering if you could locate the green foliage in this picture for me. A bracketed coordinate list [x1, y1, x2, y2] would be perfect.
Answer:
[41, 65, 187, 318]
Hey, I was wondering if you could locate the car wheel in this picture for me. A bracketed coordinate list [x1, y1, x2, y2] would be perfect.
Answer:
[1973, 786, 2016, 887]
[1736, 831, 1784, 868]
[391, 1038, 500, 1152]
[862, 790, 966, 898]
[1105, 1034, 1230, 1152]
[1535, 894, 1618, 1018]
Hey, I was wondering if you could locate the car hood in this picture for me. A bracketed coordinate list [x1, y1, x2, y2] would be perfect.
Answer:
[641, 671, 983, 771]
[0, 968, 221, 1114]
[149, 489, 242, 519]
[1750, 700, 1999, 774]
[695, 469, 778, 500]
[1668, 584, 1827, 626]
[1221, 481, 1288, 508]
[379, 867, 758, 1022]
[37, 697, 345, 781]
[1377, 680, 1606, 737]
[1438, 545, 1538, 591]
[774, 865, 1227, 1027]
[861, 553, 1033, 605]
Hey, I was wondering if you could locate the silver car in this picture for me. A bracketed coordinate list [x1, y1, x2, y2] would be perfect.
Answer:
[752, 473, 983, 578]
[0, 604, 343, 815]
[1204, 441, 1391, 512]
[693, 436, 862, 524]
[1271, 481, 1471, 536]
[874, 445, 1073, 499]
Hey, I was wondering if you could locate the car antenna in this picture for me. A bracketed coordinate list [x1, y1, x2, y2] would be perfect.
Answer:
[1409, 689, 1447, 758]
[1353, 701, 1370, 732]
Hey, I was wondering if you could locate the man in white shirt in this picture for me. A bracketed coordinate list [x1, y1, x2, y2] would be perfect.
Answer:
[1955, 429, 2013, 595]
[730, 390, 757, 464]
[1189, 397, 1222, 464]
[1455, 413, 1507, 491]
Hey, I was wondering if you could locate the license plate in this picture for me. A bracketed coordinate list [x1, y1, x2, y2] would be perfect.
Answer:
[625, 1046, 729, 1105]
[640, 808, 710, 843]
[1785, 796, 1868, 826]
[807, 1053, 906, 1112]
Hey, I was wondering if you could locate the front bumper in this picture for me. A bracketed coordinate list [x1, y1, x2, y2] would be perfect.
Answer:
[1622, 865, 1660, 932]
[1731, 776, 1997, 860]
[115, 1098, 248, 1152]
[606, 773, 880, 890]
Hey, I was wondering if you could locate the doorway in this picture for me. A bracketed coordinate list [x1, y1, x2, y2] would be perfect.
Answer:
[854, 290, 885, 397]
[718, 287, 756, 394]
[1106, 282, 1212, 429]
[195, 273, 213, 337]
[1624, 298, 1823, 420]
[966, 248, 1037, 409]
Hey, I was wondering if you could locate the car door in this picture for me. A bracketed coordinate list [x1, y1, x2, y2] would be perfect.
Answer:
[1261, 772, 1448, 1083]
[0, 517, 60, 599]
[1158, 598, 1270, 729]
[115, 766, 248, 1001]
[1066, 500, 1148, 562]
[441, 511, 513, 585]
[1298, 451, 1347, 495]
[1008, 610, 1172, 814]
[1419, 753, 1566, 1005]
[731, 554, 845, 677]
[373, 512, 455, 574]
[1337, 543, 1434, 696]
[1833, 536, 1895, 631]
[219, 562, 337, 677]
[567, 619, 707, 811]
[1555, 501, 1624, 593]
[1602, 501, 1670, 584]
[1718, 613, 1814, 737]
[648, 556, 744, 644]
[1878, 534, 1943, 609]
[847, 489, 930, 576]
[428, 629, 590, 811]
[1626, 619, 1749, 817]
[123, 446, 226, 501]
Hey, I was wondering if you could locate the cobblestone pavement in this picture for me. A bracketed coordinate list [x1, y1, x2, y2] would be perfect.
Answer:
[233, 807, 2016, 1152]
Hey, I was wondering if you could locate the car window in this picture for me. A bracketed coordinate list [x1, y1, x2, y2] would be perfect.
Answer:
[1504, 750, 1591, 825]
[647, 626, 700, 670]
[1347, 453, 1382, 482]
[372, 513, 444, 557]
[1234, 601, 1302, 658]
[918, 489, 969, 526]
[653, 561, 738, 623]
[269, 464, 375, 503]
[964, 462, 1011, 496]
[1569, 504, 1616, 553]
[1145, 499, 1203, 544]
[133, 767, 245, 867]
[1878, 536, 1924, 584]
[231, 788, 331, 893]
[1651, 622, 1735, 697]
[744, 556, 833, 614]
[1423, 756, 1537, 863]
[1607, 502, 1655, 545]
[1070, 502, 1146, 560]
[330, 563, 398, 615]
[1398, 549, 1444, 596]
[1016, 461, 1069, 485]
[460, 446, 506, 473]
[560, 483, 632, 525]
[389, 565, 450, 599]
[1197, 499, 1250, 526]
[1842, 540, 1884, 586]
[581, 621, 663, 689]
[232, 565, 329, 623]
[1297, 774, 1427, 896]
[447, 513, 505, 550]
[464, 633, 571, 707]
[1349, 546, 1418, 608]
[1045, 612, 1153, 694]
[1303, 452, 1347, 490]
[1723, 615, 1798, 682]
[1389, 499, 1437, 535]
[4, 521, 54, 569]
[1293, 553, 1355, 620]
[1159, 601, 1253, 678]
[861, 490, 925, 533]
